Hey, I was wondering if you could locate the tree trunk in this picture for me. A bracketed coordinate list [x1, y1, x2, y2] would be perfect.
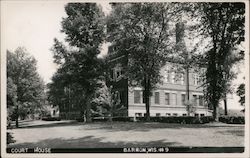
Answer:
[85, 94, 92, 123]
[145, 91, 150, 122]
[212, 104, 217, 120]
[186, 67, 190, 116]
[144, 75, 150, 122]
[187, 107, 190, 116]
[212, 99, 219, 121]
[15, 105, 19, 128]
[15, 118, 19, 128]
[109, 106, 113, 128]
[224, 97, 228, 115]
[186, 67, 190, 101]
[109, 100, 113, 122]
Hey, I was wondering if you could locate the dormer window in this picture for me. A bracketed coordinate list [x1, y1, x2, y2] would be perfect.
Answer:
[111, 65, 123, 81]
[116, 68, 122, 80]
[193, 73, 200, 85]
[180, 73, 185, 85]
[164, 67, 171, 83]
[171, 72, 176, 84]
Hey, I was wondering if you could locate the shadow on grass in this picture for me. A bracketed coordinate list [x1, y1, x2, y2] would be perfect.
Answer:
[10, 121, 244, 133]
[216, 129, 244, 137]
[82, 122, 244, 132]
[8, 135, 180, 148]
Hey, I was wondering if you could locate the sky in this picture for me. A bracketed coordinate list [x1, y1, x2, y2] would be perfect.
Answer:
[1, 0, 111, 83]
[1, 1, 246, 110]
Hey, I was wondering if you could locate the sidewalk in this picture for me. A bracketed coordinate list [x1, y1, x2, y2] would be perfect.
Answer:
[9, 119, 78, 129]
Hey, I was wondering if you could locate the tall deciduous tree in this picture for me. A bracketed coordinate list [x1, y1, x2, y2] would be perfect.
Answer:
[107, 3, 175, 121]
[220, 48, 244, 115]
[198, 3, 245, 119]
[50, 3, 105, 122]
[47, 67, 86, 119]
[7, 47, 45, 127]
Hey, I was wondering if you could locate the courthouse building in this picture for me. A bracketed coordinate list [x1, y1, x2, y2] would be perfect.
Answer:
[107, 21, 213, 117]
[108, 46, 212, 117]
[59, 21, 213, 119]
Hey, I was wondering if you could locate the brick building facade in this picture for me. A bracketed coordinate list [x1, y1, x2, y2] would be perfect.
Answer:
[109, 53, 212, 117]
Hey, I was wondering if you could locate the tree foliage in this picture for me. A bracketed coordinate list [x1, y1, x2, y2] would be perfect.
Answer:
[48, 2, 245, 121]
[7, 47, 46, 127]
[236, 83, 245, 107]
[49, 3, 105, 122]
[91, 77, 112, 116]
[197, 3, 245, 119]
[107, 3, 177, 121]
[62, 3, 105, 48]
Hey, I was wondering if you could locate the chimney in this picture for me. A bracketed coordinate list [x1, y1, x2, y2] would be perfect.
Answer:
[175, 22, 185, 44]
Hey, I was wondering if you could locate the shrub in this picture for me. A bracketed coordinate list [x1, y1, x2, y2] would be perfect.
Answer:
[42, 116, 61, 121]
[76, 117, 84, 122]
[7, 132, 15, 144]
[157, 116, 212, 124]
[91, 116, 214, 124]
[134, 116, 213, 124]
[200, 116, 214, 123]
[112, 116, 134, 122]
[92, 117, 109, 122]
[219, 116, 245, 124]
[135, 117, 146, 122]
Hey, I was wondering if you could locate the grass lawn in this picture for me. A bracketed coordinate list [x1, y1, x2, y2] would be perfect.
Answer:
[7, 120, 244, 148]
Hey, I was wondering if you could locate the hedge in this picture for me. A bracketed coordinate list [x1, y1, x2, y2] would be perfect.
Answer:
[41, 117, 61, 121]
[219, 116, 245, 124]
[91, 116, 214, 124]
[112, 117, 134, 122]
[139, 116, 214, 124]
[92, 117, 110, 122]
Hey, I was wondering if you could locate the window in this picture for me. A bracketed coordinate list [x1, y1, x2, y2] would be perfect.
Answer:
[135, 113, 142, 117]
[164, 69, 171, 83]
[112, 66, 123, 81]
[173, 113, 178, 116]
[201, 68, 206, 75]
[182, 114, 187, 116]
[180, 73, 185, 85]
[194, 113, 199, 117]
[193, 73, 197, 85]
[156, 113, 161, 117]
[165, 93, 170, 105]
[193, 73, 200, 85]
[155, 92, 160, 104]
[172, 93, 177, 105]
[181, 94, 186, 105]
[166, 113, 171, 116]
[116, 71, 121, 79]
[116, 69, 122, 80]
[164, 66, 171, 83]
[171, 72, 176, 83]
[199, 95, 204, 106]
[193, 95, 197, 106]
[200, 114, 205, 117]
[134, 90, 141, 104]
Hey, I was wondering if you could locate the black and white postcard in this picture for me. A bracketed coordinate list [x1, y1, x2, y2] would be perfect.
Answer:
[1, 0, 249, 158]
